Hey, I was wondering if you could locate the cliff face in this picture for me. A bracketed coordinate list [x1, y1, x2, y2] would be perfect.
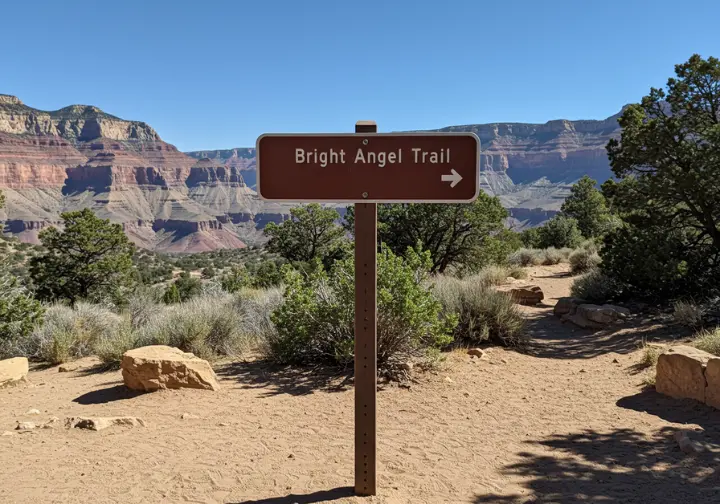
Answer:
[186, 111, 623, 227]
[0, 95, 289, 252]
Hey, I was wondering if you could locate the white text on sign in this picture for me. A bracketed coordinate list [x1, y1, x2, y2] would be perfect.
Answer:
[294, 148, 451, 168]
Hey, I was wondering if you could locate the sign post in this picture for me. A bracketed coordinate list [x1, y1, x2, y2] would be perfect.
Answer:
[353, 120, 378, 496]
[256, 124, 480, 497]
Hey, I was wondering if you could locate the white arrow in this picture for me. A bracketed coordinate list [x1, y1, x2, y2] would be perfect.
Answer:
[441, 169, 463, 188]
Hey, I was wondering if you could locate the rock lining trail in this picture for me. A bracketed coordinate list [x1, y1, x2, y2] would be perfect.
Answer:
[2, 264, 720, 504]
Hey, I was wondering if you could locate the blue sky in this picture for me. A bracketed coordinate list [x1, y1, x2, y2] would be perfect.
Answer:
[3, 0, 720, 151]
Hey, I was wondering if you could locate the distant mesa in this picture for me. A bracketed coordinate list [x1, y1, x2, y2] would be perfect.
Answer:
[0, 94, 624, 251]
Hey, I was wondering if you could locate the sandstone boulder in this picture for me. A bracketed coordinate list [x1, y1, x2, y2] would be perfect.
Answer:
[121, 345, 220, 392]
[561, 303, 630, 329]
[656, 346, 713, 403]
[0, 357, 29, 388]
[495, 284, 544, 306]
[703, 357, 720, 409]
[553, 297, 580, 317]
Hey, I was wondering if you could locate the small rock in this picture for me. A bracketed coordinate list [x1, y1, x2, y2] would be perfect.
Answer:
[467, 348, 485, 358]
[675, 430, 705, 455]
[42, 417, 60, 429]
[400, 361, 414, 373]
[25, 408, 41, 415]
[612, 358, 620, 364]
[501, 359, 508, 364]
[2, 431, 15, 436]
[180, 413, 199, 420]
[463, 392, 470, 397]
[218, 422, 230, 427]
[579, 369, 587, 373]
[444, 376, 454, 383]
[65, 416, 145, 431]
[15, 422, 36, 431]
[288, 454, 295, 459]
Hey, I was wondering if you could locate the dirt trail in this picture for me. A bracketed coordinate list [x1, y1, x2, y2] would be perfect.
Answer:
[2, 265, 720, 504]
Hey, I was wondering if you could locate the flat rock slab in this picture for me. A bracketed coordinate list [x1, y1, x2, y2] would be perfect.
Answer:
[0, 357, 29, 388]
[121, 345, 220, 392]
[494, 284, 544, 306]
[65, 416, 146, 431]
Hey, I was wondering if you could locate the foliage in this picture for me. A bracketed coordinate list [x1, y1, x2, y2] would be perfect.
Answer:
[173, 272, 202, 302]
[0, 188, 4, 209]
[29, 209, 136, 304]
[268, 247, 456, 377]
[24, 303, 124, 364]
[344, 192, 508, 274]
[201, 266, 216, 279]
[264, 203, 349, 267]
[539, 247, 564, 265]
[693, 328, 720, 356]
[508, 248, 543, 267]
[220, 265, 251, 293]
[520, 227, 541, 248]
[602, 54, 720, 300]
[673, 301, 705, 329]
[432, 275, 527, 348]
[569, 248, 602, 274]
[162, 283, 181, 304]
[570, 269, 618, 303]
[139, 294, 246, 360]
[0, 267, 44, 358]
[561, 175, 612, 238]
[536, 215, 583, 249]
[248, 259, 284, 288]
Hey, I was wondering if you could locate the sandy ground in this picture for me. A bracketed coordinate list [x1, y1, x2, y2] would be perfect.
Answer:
[2, 265, 720, 504]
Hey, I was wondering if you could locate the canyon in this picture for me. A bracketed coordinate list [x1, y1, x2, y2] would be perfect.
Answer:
[0, 94, 622, 251]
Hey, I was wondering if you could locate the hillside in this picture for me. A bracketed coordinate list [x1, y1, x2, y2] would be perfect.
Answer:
[186, 110, 623, 229]
[0, 94, 623, 250]
[0, 95, 294, 252]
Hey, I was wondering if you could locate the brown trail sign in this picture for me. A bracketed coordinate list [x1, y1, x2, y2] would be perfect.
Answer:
[256, 123, 480, 496]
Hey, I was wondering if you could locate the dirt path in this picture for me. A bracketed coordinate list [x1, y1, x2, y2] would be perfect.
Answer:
[2, 265, 720, 504]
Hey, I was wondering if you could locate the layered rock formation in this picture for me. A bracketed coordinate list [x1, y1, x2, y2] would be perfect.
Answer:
[0, 95, 291, 251]
[187, 110, 623, 229]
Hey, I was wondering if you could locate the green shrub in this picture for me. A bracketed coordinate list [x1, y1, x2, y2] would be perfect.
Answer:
[536, 215, 583, 249]
[508, 248, 543, 267]
[0, 272, 45, 358]
[569, 249, 602, 274]
[432, 276, 526, 348]
[570, 269, 618, 303]
[220, 265, 251, 293]
[268, 248, 455, 378]
[693, 328, 720, 356]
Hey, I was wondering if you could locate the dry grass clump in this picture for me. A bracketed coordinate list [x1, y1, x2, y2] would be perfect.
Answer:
[673, 300, 705, 329]
[569, 249, 602, 274]
[570, 269, 617, 303]
[432, 275, 527, 348]
[508, 248, 543, 267]
[693, 328, 720, 356]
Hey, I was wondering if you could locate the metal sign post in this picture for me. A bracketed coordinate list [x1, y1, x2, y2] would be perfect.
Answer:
[256, 124, 480, 497]
[353, 120, 377, 496]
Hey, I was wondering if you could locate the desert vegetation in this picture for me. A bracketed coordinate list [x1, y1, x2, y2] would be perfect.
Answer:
[4, 54, 720, 381]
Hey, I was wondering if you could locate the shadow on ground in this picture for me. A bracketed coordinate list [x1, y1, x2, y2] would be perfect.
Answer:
[230, 486, 354, 503]
[73, 384, 144, 404]
[217, 360, 353, 397]
[618, 388, 720, 431]
[524, 309, 691, 359]
[474, 425, 720, 503]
